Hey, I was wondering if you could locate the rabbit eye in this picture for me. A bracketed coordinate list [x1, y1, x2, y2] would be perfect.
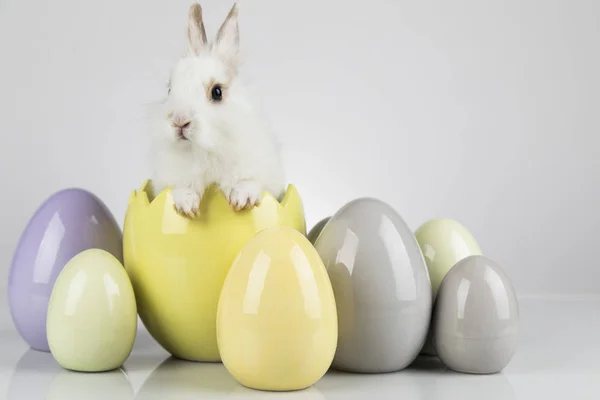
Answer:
[211, 85, 223, 102]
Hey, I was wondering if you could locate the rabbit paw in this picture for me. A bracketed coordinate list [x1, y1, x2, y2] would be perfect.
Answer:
[172, 188, 201, 218]
[226, 181, 262, 212]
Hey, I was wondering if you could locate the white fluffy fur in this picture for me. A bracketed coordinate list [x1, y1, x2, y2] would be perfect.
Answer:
[149, 3, 285, 216]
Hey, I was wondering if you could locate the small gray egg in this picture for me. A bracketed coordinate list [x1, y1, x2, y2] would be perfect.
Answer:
[433, 255, 519, 374]
[307, 216, 330, 244]
[314, 198, 432, 373]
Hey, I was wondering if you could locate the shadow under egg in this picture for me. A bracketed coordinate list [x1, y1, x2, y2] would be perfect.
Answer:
[7, 349, 134, 400]
[46, 368, 134, 400]
[135, 356, 238, 399]
[225, 385, 326, 400]
[422, 371, 517, 400]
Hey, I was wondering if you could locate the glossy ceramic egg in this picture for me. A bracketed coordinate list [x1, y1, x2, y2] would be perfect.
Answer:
[217, 226, 337, 391]
[307, 217, 330, 244]
[8, 188, 123, 352]
[123, 180, 306, 362]
[314, 198, 432, 373]
[415, 218, 482, 297]
[47, 249, 137, 372]
[415, 218, 482, 356]
[433, 255, 519, 374]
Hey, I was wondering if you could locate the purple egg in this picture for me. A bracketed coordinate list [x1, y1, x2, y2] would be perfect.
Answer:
[8, 188, 123, 352]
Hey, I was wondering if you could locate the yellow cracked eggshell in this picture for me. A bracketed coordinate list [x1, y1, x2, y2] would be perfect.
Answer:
[123, 180, 306, 362]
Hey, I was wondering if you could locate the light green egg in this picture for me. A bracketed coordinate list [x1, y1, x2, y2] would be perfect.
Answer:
[47, 249, 137, 372]
[415, 218, 482, 298]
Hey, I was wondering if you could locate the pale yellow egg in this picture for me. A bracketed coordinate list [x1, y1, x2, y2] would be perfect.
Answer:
[217, 226, 337, 391]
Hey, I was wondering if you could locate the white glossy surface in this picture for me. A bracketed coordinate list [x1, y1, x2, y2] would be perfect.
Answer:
[0, 297, 598, 399]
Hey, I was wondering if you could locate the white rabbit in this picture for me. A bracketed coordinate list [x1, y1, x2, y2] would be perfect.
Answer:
[149, 2, 285, 217]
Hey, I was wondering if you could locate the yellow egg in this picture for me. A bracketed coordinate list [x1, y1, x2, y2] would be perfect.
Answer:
[123, 180, 306, 362]
[217, 226, 337, 391]
[46, 249, 137, 372]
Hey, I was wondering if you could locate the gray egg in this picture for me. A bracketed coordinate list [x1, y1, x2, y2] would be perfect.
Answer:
[307, 216, 330, 244]
[433, 255, 519, 374]
[314, 197, 432, 373]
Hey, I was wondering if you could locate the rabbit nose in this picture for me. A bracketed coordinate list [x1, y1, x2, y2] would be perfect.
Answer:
[171, 114, 191, 128]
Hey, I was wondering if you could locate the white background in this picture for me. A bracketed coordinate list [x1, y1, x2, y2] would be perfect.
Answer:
[0, 0, 598, 308]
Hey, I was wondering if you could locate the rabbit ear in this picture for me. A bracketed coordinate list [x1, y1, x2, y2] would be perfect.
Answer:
[187, 3, 208, 56]
[214, 3, 240, 61]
